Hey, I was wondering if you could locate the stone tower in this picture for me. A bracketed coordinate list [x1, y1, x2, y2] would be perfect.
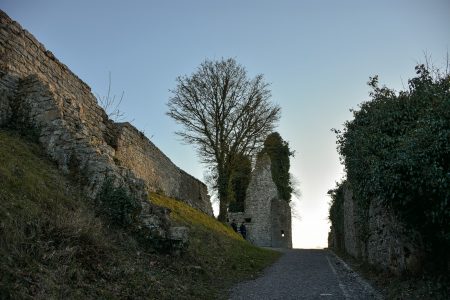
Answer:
[229, 154, 292, 248]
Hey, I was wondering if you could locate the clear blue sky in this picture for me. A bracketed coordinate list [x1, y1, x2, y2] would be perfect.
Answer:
[2, 0, 449, 248]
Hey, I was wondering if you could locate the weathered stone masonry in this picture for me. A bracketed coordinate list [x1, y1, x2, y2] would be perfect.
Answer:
[0, 10, 212, 226]
[114, 123, 212, 215]
[229, 154, 292, 248]
[328, 183, 424, 275]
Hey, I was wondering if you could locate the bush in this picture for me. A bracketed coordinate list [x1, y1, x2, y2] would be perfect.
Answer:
[328, 181, 345, 250]
[96, 178, 141, 227]
[334, 64, 450, 262]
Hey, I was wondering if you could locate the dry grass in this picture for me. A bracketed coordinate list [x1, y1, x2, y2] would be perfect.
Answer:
[150, 193, 281, 298]
[0, 129, 280, 299]
[151, 193, 242, 240]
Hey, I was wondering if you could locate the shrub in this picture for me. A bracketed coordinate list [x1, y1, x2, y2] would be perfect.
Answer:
[328, 181, 345, 250]
[96, 178, 141, 227]
[334, 64, 450, 263]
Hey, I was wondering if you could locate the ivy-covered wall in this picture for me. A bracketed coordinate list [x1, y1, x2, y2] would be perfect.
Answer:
[329, 65, 450, 275]
[259, 132, 293, 202]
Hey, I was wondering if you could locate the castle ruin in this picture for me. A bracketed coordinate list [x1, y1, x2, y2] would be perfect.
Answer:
[229, 154, 292, 248]
[0, 10, 293, 251]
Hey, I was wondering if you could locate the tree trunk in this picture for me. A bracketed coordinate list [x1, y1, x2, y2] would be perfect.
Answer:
[218, 195, 228, 222]
[217, 166, 231, 222]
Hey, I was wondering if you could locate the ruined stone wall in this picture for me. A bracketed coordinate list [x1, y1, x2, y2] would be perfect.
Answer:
[241, 154, 292, 248]
[342, 185, 360, 258]
[0, 10, 211, 224]
[366, 198, 423, 275]
[0, 10, 176, 245]
[1, 10, 118, 187]
[331, 184, 424, 275]
[244, 155, 275, 247]
[114, 123, 212, 215]
[270, 199, 292, 248]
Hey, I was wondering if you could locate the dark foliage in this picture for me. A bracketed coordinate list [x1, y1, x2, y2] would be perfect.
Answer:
[260, 132, 293, 202]
[228, 154, 252, 212]
[334, 64, 450, 263]
[96, 178, 142, 228]
[328, 182, 345, 250]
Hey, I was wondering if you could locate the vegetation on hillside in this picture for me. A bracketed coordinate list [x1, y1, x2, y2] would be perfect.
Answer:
[0, 130, 280, 299]
[96, 177, 141, 228]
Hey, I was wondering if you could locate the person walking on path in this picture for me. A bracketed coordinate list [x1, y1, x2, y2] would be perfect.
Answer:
[239, 222, 247, 239]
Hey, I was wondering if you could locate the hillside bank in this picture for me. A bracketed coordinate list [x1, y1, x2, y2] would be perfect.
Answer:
[0, 129, 280, 299]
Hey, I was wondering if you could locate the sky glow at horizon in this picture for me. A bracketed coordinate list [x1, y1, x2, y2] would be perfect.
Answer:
[2, 0, 449, 248]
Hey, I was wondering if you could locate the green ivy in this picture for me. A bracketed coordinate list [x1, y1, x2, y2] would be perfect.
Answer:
[260, 132, 293, 202]
[328, 182, 345, 250]
[334, 64, 450, 259]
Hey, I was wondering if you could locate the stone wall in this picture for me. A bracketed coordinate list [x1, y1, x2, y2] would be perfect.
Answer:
[114, 123, 212, 215]
[330, 183, 424, 275]
[244, 155, 276, 246]
[0, 9, 212, 239]
[270, 198, 292, 248]
[229, 154, 292, 248]
[366, 198, 424, 275]
[342, 185, 360, 258]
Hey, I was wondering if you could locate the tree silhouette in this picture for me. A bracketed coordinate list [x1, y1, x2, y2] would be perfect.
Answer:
[167, 58, 280, 221]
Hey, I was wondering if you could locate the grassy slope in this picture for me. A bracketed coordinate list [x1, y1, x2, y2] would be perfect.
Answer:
[150, 193, 280, 298]
[0, 130, 280, 299]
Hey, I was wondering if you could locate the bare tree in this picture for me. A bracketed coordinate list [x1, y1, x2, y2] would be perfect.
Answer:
[167, 58, 281, 221]
[96, 72, 126, 122]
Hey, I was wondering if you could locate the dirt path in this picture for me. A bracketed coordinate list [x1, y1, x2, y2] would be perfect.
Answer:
[229, 249, 382, 300]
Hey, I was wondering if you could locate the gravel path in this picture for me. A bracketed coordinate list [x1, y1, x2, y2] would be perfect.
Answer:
[229, 249, 382, 300]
